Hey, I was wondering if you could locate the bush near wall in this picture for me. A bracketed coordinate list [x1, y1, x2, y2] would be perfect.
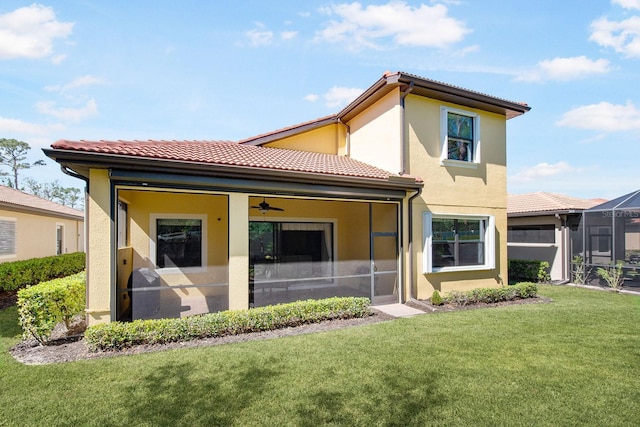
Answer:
[0, 252, 85, 292]
[85, 297, 372, 351]
[442, 282, 538, 307]
[508, 259, 551, 284]
[17, 272, 86, 344]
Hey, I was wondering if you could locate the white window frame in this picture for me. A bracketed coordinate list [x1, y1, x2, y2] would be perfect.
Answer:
[440, 106, 481, 168]
[56, 223, 64, 255]
[0, 217, 17, 260]
[150, 213, 207, 274]
[423, 212, 495, 273]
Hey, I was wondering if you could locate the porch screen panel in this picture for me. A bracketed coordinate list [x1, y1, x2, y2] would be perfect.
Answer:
[251, 221, 346, 307]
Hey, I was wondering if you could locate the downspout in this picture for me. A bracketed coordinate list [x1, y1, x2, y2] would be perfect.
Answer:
[400, 81, 414, 175]
[400, 81, 421, 304]
[59, 165, 90, 320]
[60, 165, 88, 185]
[337, 119, 351, 157]
[407, 187, 422, 303]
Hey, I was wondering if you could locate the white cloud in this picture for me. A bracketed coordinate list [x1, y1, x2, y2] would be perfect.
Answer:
[304, 94, 319, 102]
[281, 31, 298, 41]
[246, 23, 273, 46]
[323, 86, 363, 108]
[0, 4, 73, 60]
[51, 54, 66, 65]
[316, 1, 470, 50]
[45, 75, 105, 92]
[36, 99, 98, 122]
[0, 116, 64, 135]
[589, 15, 640, 58]
[516, 56, 611, 82]
[510, 161, 575, 183]
[613, 0, 640, 9]
[556, 101, 640, 131]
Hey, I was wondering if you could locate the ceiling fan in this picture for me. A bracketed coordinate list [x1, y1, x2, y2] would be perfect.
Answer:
[251, 197, 284, 214]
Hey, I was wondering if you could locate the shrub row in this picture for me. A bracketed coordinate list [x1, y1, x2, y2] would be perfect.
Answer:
[0, 252, 86, 292]
[508, 259, 550, 284]
[17, 272, 86, 344]
[434, 282, 538, 306]
[85, 297, 372, 352]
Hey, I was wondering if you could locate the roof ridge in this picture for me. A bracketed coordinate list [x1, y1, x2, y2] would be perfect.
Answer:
[0, 185, 83, 217]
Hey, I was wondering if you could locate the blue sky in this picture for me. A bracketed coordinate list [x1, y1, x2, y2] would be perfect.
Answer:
[1, 0, 639, 200]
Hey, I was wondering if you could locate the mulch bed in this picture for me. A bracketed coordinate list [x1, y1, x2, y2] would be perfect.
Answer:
[5, 295, 552, 366]
[0, 290, 17, 310]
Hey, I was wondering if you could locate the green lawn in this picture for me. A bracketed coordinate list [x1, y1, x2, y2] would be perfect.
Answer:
[1, 285, 639, 426]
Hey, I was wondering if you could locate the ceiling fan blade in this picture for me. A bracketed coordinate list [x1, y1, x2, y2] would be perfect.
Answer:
[250, 198, 285, 211]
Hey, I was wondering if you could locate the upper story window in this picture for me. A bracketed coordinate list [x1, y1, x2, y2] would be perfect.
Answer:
[441, 107, 480, 167]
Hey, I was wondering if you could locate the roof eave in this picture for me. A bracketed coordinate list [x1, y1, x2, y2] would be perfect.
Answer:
[43, 148, 423, 192]
[338, 72, 531, 123]
[0, 201, 83, 221]
[507, 209, 585, 217]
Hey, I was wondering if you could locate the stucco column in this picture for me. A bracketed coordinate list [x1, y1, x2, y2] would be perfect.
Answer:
[228, 193, 249, 310]
[86, 169, 112, 325]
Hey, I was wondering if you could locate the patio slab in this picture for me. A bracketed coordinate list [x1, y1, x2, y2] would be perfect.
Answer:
[373, 303, 425, 318]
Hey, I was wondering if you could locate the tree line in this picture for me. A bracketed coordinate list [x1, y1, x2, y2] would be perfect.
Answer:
[0, 138, 83, 209]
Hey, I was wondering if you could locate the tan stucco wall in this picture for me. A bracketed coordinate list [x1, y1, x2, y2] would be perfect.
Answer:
[263, 124, 344, 155]
[404, 95, 509, 297]
[348, 88, 402, 174]
[411, 202, 506, 298]
[229, 193, 249, 310]
[118, 189, 229, 285]
[87, 169, 112, 325]
[0, 208, 83, 263]
[405, 95, 507, 207]
[335, 91, 510, 298]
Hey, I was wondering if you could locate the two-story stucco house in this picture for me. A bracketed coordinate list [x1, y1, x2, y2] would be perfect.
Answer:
[44, 71, 529, 326]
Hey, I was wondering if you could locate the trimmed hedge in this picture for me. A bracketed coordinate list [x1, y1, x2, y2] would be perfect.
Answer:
[85, 297, 372, 352]
[0, 252, 86, 292]
[442, 282, 538, 307]
[17, 272, 86, 344]
[508, 259, 550, 284]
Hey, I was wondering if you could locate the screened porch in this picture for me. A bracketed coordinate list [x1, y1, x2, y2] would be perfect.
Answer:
[114, 188, 402, 321]
[580, 189, 640, 288]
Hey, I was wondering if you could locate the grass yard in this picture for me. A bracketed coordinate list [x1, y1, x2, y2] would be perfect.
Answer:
[1, 285, 639, 426]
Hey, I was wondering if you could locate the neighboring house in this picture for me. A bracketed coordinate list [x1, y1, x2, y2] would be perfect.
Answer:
[0, 185, 84, 263]
[507, 192, 604, 282]
[44, 71, 530, 325]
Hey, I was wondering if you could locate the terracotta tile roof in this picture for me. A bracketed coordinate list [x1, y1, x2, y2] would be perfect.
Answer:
[50, 139, 416, 182]
[0, 185, 83, 219]
[508, 192, 603, 215]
